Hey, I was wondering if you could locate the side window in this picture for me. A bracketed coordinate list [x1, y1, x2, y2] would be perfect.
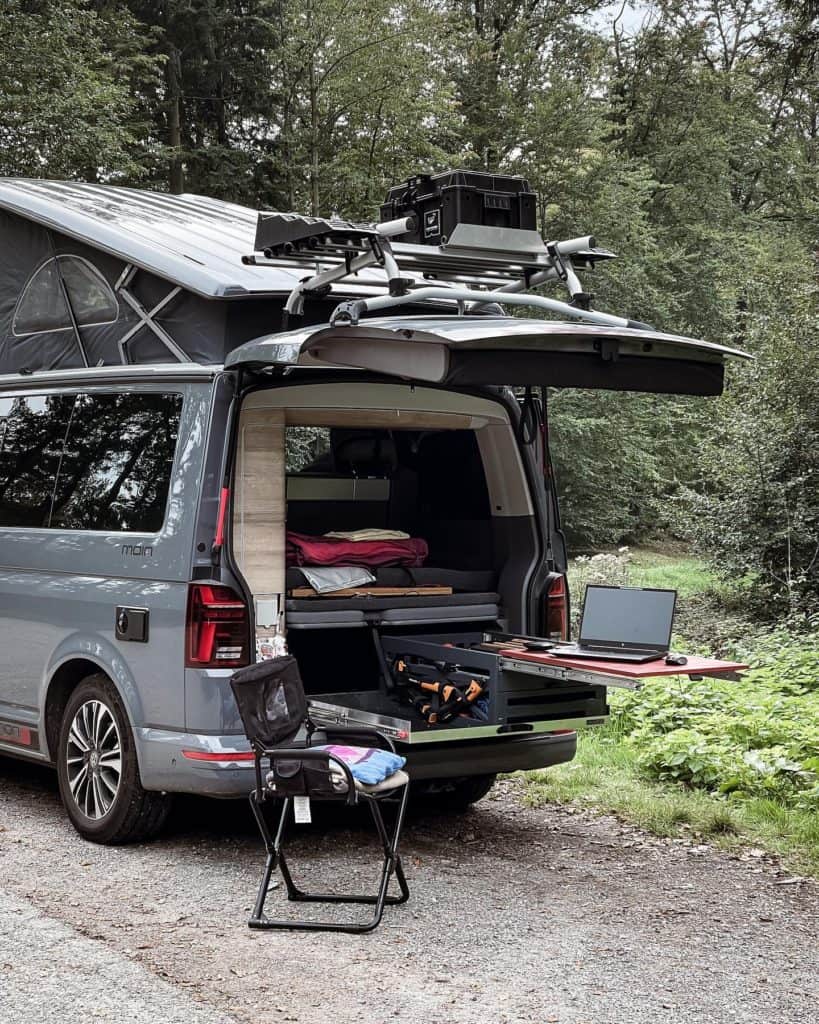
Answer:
[51, 392, 183, 532]
[285, 426, 331, 473]
[12, 256, 118, 337]
[0, 395, 76, 528]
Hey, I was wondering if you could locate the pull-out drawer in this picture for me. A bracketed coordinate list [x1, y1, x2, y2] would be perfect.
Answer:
[383, 633, 611, 731]
[307, 631, 611, 745]
[305, 632, 749, 746]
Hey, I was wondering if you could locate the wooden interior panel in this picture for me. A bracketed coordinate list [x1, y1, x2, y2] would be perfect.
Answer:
[234, 408, 285, 610]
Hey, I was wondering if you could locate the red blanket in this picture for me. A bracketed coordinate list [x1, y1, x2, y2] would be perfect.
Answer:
[286, 531, 428, 568]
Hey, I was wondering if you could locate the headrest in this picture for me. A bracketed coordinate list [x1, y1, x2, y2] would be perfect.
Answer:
[334, 434, 398, 475]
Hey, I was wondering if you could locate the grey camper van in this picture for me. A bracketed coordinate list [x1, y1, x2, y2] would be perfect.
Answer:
[0, 177, 749, 844]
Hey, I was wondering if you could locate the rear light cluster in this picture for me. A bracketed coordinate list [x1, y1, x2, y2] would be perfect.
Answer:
[185, 583, 249, 668]
[545, 574, 569, 641]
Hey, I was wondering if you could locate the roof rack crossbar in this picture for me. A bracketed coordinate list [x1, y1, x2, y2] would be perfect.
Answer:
[278, 216, 415, 318]
[243, 215, 624, 327]
[329, 286, 652, 331]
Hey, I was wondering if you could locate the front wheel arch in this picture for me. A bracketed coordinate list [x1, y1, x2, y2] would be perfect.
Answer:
[43, 650, 144, 764]
[44, 658, 107, 761]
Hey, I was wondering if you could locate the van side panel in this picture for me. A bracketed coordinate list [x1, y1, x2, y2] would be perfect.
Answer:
[0, 380, 213, 770]
[184, 667, 244, 733]
[38, 580, 187, 735]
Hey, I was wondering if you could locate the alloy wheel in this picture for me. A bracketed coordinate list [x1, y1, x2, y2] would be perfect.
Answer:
[65, 699, 122, 820]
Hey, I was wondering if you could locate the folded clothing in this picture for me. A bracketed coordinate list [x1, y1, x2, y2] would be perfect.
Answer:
[324, 529, 410, 541]
[314, 744, 406, 785]
[286, 530, 428, 568]
[300, 566, 375, 593]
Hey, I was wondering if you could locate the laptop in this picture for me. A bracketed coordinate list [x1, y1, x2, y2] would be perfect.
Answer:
[549, 584, 677, 663]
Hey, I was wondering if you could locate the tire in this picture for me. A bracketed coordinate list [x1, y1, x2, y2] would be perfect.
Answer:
[411, 773, 497, 811]
[56, 673, 172, 845]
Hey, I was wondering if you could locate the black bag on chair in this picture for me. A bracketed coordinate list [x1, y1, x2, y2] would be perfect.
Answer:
[230, 656, 307, 747]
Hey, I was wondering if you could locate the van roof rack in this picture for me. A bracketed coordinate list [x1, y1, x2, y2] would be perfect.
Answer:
[241, 213, 652, 332]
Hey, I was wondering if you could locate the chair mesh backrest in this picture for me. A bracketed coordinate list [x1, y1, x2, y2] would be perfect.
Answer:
[230, 655, 308, 747]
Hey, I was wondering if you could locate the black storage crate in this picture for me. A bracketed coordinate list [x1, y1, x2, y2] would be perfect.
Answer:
[380, 170, 537, 245]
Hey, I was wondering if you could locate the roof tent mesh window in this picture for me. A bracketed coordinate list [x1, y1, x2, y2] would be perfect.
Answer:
[12, 256, 118, 337]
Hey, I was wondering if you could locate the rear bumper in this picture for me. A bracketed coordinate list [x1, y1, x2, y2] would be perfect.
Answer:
[135, 725, 577, 797]
[135, 727, 256, 797]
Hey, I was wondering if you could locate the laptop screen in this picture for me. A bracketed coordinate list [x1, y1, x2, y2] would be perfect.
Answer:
[579, 585, 677, 651]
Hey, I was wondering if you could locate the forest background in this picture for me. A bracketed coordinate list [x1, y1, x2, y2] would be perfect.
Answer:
[2, 0, 818, 864]
[3, 0, 815, 614]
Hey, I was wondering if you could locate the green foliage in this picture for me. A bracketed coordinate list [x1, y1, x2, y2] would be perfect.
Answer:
[541, 552, 819, 868]
[1, 0, 817, 607]
[567, 547, 734, 641]
[267, 0, 458, 217]
[110, 0, 288, 199]
[676, 297, 819, 617]
[524, 550, 819, 872]
[0, 0, 160, 179]
[550, 390, 706, 546]
[285, 425, 329, 473]
[625, 547, 721, 597]
[522, 724, 819, 874]
[611, 627, 819, 809]
[106, 0, 458, 209]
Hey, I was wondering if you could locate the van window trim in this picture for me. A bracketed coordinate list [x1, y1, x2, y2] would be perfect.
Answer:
[11, 254, 120, 338]
[0, 388, 184, 535]
[0, 526, 162, 539]
[0, 379, 197, 401]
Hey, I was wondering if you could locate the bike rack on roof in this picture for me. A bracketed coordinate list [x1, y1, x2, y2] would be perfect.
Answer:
[241, 212, 653, 331]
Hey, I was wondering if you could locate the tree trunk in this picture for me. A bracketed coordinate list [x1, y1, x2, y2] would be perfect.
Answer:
[166, 45, 184, 194]
[309, 64, 319, 215]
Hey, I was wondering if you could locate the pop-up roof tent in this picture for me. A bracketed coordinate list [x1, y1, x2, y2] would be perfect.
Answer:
[0, 178, 750, 391]
[0, 179, 329, 373]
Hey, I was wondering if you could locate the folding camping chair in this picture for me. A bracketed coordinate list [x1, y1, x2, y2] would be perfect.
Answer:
[230, 655, 410, 933]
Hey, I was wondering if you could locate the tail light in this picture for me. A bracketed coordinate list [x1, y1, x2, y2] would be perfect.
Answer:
[186, 583, 249, 668]
[544, 574, 569, 641]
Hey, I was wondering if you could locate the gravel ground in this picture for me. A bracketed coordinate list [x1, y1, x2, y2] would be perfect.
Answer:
[0, 889, 237, 1024]
[0, 754, 816, 1024]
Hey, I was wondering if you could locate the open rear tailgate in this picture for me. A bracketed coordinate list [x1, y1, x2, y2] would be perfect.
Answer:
[225, 316, 751, 396]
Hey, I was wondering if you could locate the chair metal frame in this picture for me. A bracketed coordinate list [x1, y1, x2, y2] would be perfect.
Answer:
[247, 723, 410, 933]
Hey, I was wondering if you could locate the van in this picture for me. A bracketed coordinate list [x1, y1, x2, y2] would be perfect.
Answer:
[0, 179, 748, 843]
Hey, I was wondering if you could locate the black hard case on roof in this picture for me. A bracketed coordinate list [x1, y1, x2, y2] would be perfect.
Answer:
[380, 170, 537, 245]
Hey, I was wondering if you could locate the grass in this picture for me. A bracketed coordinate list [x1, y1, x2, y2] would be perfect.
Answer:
[518, 546, 819, 878]
[626, 547, 722, 597]
[521, 730, 819, 877]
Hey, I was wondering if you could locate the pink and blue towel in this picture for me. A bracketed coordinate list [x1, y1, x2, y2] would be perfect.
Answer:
[315, 744, 405, 785]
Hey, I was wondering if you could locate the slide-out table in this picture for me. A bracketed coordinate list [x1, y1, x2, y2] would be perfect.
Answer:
[493, 646, 749, 691]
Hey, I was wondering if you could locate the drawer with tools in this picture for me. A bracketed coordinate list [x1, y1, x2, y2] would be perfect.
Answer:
[307, 631, 611, 745]
[306, 630, 749, 746]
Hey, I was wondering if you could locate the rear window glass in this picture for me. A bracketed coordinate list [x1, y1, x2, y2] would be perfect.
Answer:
[12, 256, 118, 336]
[0, 392, 182, 531]
[51, 393, 183, 532]
[0, 395, 75, 527]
